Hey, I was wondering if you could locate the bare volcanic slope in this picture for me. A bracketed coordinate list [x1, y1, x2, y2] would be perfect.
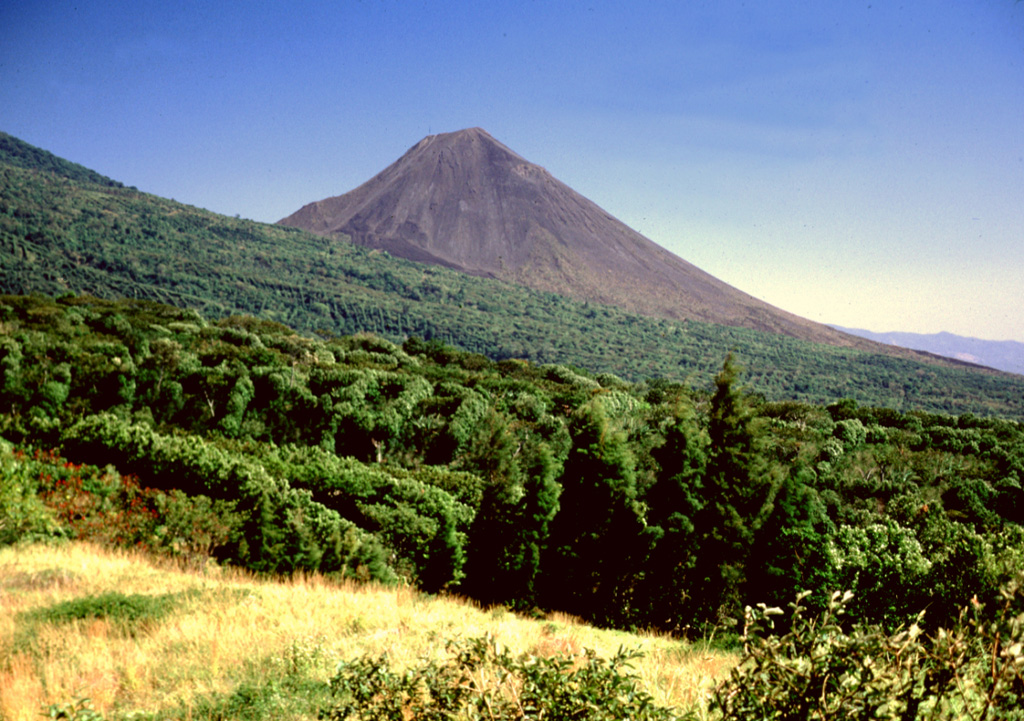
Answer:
[279, 128, 865, 346]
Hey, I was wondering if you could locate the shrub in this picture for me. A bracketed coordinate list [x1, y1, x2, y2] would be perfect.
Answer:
[825, 519, 932, 627]
[59, 414, 396, 580]
[25, 444, 239, 564]
[0, 441, 58, 544]
[321, 635, 689, 720]
[713, 585, 1024, 720]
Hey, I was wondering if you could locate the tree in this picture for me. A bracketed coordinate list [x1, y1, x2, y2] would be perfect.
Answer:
[744, 465, 833, 621]
[640, 401, 708, 632]
[540, 402, 653, 626]
[687, 355, 777, 628]
[462, 438, 562, 608]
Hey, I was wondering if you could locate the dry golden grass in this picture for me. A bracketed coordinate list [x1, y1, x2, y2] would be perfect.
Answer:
[0, 543, 736, 720]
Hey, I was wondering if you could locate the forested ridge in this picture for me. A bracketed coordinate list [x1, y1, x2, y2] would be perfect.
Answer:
[2, 133, 1023, 420]
[0, 131, 125, 188]
[4, 293, 1024, 643]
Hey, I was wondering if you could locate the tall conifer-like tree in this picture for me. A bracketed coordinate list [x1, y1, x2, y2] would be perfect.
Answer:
[462, 438, 561, 607]
[540, 402, 653, 626]
[744, 464, 832, 619]
[688, 354, 776, 628]
[641, 402, 708, 632]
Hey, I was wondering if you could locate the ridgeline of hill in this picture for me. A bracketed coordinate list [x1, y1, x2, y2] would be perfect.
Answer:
[0, 131, 1022, 420]
[835, 325, 1024, 376]
[0, 131, 125, 188]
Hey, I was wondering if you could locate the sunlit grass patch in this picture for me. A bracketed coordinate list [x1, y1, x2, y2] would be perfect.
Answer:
[0, 542, 737, 720]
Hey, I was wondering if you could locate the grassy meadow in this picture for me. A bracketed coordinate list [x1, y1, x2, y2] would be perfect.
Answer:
[0, 543, 735, 720]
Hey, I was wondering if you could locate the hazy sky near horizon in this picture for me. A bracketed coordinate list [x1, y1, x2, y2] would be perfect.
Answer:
[2, 1, 1022, 341]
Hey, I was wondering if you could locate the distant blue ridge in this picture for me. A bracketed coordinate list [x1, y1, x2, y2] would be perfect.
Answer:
[831, 327, 1024, 376]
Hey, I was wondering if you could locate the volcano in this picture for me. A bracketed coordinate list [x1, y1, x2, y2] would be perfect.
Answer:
[279, 128, 863, 346]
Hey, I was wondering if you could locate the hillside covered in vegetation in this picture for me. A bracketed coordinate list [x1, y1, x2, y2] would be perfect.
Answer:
[2, 132, 1023, 420]
[3, 294, 1024, 642]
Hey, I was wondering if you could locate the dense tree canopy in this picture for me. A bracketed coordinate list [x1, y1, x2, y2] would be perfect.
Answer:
[3, 294, 1024, 638]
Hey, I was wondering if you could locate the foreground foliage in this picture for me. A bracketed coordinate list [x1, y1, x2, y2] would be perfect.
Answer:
[715, 588, 1024, 720]
[322, 635, 685, 721]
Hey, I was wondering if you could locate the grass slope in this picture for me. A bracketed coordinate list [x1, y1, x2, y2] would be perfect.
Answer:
[2, 134, 1023, 419]
[0, 543, 732, 721]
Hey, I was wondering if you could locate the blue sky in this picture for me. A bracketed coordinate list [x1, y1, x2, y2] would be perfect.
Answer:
[2, 1, 1022, 341]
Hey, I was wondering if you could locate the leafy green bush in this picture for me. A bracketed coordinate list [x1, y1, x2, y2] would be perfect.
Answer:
[713, 586, 1024, 720]
[60, 414, 396, 580]
[152, 489, 241, 565]
[825, 519, 933, 627]
[0, 440, 58, 544]
[321, 635, 689, 720]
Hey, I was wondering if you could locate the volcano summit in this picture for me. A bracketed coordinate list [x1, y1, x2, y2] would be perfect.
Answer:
[279, 128, 865, 347]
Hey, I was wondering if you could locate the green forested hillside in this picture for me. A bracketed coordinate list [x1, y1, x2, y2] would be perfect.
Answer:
[3, 294, 1024, 640]
[1, 139, 1022, 420]
[0, 132, 125, 188]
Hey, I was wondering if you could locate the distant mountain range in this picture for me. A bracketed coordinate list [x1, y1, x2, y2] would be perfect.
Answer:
[279, 128, 876, 349]
[833, 327, 1024, 376]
